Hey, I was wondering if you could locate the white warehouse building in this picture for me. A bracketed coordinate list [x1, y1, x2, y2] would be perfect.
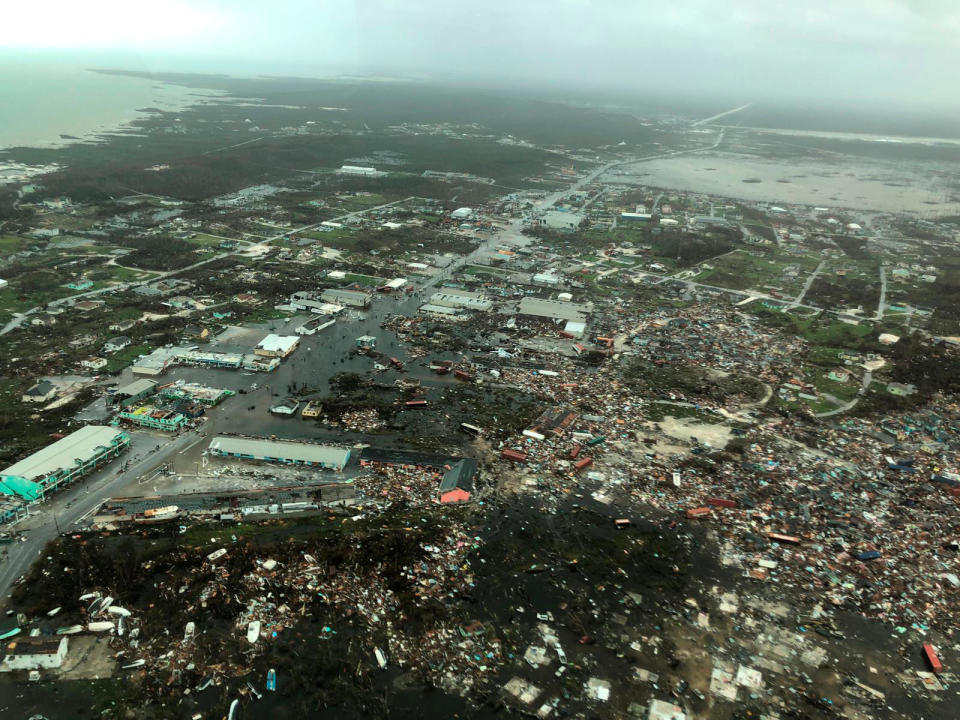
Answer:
[338, 165, 377, 176]
[428, 290, 492, 312]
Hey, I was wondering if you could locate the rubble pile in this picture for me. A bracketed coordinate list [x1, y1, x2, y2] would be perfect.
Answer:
[478, 304, 960, 642]
[38, 511, 497, 708]
[339, 408, 385, 431]
[354, 465, 441, 507]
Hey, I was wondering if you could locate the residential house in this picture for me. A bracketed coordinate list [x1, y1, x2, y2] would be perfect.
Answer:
[68, 334, 97, 349]
[888, 382, 918, 397]
[80, 357, 108, 371]
[104, 336, 132, 353]
[108, 318, 137, 333]
[22, 380, 58, 404]
[182, 325, 210, 341]
[30, 314, 58, 327]
[164, 296, 200, 310]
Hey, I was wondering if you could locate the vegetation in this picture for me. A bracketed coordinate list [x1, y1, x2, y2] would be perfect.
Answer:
[120, 236, 210, 271]
[623, 359, 765, 403]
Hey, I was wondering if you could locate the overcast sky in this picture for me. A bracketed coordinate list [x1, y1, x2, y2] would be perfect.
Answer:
[5, 0, 959, 107]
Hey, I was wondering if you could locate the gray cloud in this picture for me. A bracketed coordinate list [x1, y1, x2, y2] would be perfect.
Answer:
[6, 0, 959, 109]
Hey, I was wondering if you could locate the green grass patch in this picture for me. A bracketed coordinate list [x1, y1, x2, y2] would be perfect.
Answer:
[184, 233, 236, 248]
[335, 192, 386, 211]
[806, 346, 845, 367]
[805, 320, 872, 345]
[240, 304, 294, 325]
[106, 344, 152, 374]
[0, 234, 25, 252]
[342, 273, 384, 287]
[464, 264, 510, 277]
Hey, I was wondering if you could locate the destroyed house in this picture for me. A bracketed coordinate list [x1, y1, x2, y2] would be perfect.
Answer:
[530, 407, 579, 437]
[116, 406, 188, 431]
[438, 458, 478, 504]
[1, 636, 69, 671]
[359, 447, 459, 470]
[0, 496, 27, 524]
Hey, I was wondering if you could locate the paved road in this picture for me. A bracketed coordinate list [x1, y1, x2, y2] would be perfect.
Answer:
[645, 272, 825, 314]
[0, 431, 201, 606]
[814, 371, 873, 418]
[691, 103, 752, 127]
[876, 266, 888, 321]
[787, 260, 826, 310]
[651, 192, 664, 214]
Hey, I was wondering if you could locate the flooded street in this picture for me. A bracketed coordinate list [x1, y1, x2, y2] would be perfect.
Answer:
[105, 293, 433, 443]
[609, 149, 960, 214]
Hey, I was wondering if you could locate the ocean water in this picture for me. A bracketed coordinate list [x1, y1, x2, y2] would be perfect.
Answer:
[0, 54, 202, 150]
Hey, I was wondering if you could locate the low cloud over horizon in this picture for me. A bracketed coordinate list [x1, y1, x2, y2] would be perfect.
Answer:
[4, 1, 959, 109]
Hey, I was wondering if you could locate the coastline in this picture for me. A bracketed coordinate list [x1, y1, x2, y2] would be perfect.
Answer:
[0, 69, 224, 164]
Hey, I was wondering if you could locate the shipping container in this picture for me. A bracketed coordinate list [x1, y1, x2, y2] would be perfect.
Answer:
[708, 497, 737, 509]
[460, 423, 482, 437]
[587, 436, 606, 447]
[686, 507, 711, 519]
[768, 532, 801, 544]
[923, 644, 943, 673]
[569, 444, 582, 460]
[404, 400, 427, 407]
[573, 456, 593, 471]
[501, 449, 528, 463]
[454, 369, 474, 381]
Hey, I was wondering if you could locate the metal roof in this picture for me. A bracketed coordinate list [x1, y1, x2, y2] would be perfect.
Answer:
[518, 296, 591, 322]
[1, 426, 126, 482]
[115, 379, 157, 397]
[208, 436, 350, 468]
[256, 335, 299, 353]
[322, 288, 372, 300]
[439, 458, 478, 494]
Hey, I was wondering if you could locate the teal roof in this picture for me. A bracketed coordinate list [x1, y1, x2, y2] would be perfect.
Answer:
[0, 476, 42, 501]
